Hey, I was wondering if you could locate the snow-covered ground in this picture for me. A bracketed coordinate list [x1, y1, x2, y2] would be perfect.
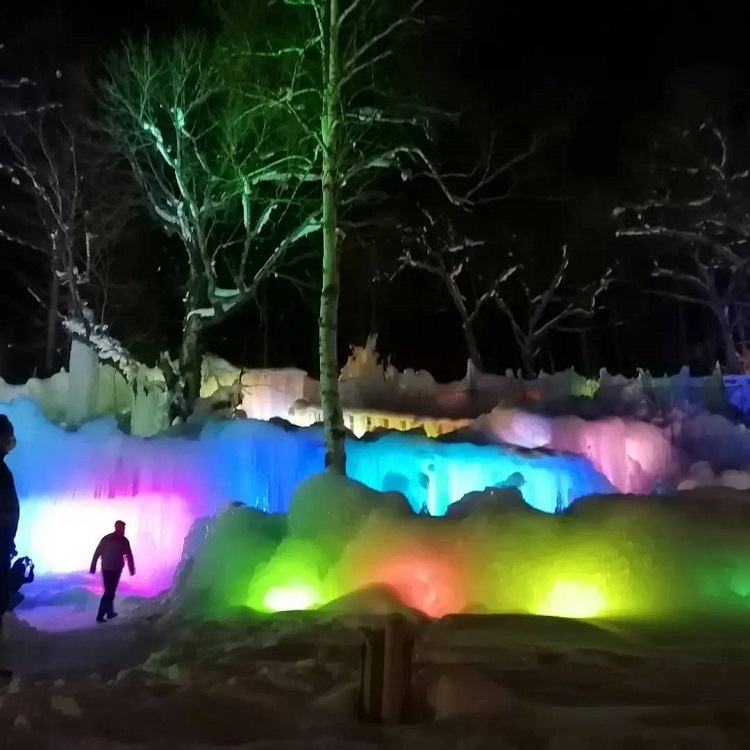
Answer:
[5, 353, 750, 746]
[2, 592, 749, 748]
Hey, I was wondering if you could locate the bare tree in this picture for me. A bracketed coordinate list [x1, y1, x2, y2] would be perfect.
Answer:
[613, 119, 750, 373]
[0, 43, 44, 118]
[393, 206, 518, 372]
[0, 106, 137, 374]
[213, 0, 431, 471]
[212, 0, 538, 470]
[393, 206, 610, 378]
[493, 245, 612, 377]
[256, 0, 527, 472]
[101, 35, 319, 420]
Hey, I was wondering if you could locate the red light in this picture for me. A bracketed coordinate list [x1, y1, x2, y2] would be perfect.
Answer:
[374, 554, 465, 618]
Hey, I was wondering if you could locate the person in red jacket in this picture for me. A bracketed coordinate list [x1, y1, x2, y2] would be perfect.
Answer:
[90, 520, 135, 623]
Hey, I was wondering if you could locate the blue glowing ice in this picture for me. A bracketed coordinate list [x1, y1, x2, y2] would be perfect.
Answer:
[0, 398, 613, 588]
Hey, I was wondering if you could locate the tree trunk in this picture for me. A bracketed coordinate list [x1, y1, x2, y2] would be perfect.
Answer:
[45, 268, 61, 374]
[520, 342, 536, 379]
[719, 317, 740, 373]
[176, 313, 202, 422]
[708, 299, 740, 373]
[461, 321, 483, 373]
[318, 0, 346, 474]
[445, 279, 483, 372]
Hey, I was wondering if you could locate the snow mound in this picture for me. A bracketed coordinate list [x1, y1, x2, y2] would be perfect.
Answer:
[427, 667, 520, 720]
[288, 473, 413, 545]
[168, 475, 750, 622]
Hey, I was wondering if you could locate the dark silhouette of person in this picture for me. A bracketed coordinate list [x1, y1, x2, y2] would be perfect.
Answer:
[0, 415, 19, 631]
[90, 520, 135, 623]
[7, 556, 34, 612]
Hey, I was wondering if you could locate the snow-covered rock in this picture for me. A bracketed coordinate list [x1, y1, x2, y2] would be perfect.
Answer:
[427, 668, 520, 720]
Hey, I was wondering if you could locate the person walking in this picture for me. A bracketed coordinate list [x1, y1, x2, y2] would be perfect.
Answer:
[90, 520, 135, 623]
[0, 415, 19, 632]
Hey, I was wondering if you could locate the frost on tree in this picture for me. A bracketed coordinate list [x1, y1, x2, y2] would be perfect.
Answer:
[255, 0, 543, 471]
[367, 86, 561, 380]
[101, 34, 320, 421]
[1, 64, 136, 375]
[393, 206, 519, 374]
[492, 245, 612, 378]
[613, 75, 750, 373]
[222, 0, 442, 473]
[395, 218, 611, 379]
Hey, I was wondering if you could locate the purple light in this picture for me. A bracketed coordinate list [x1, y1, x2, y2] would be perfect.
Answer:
[16, 493, 193, 595]
[0, 398, 613, 598]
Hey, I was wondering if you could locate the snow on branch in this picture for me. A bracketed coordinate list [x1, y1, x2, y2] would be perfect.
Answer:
[0, 101, 138, 340]
[102, 34, 321, 330]
[613, 119, 750, 267]
[613, 116, 750, 371]
[0, 43, 61, 118]
[63, 313, 143, 384]
[390, 206, 518, 370]
[395, 206, 516, 314]
[493, 245, 613, 376]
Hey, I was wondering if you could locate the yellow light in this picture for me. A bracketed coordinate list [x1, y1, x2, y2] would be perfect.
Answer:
[262, 583, 322, 612]
[537, 581, 607, 619]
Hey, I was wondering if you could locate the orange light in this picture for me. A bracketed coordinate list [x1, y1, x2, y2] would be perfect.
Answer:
[374, 554, 465, 618]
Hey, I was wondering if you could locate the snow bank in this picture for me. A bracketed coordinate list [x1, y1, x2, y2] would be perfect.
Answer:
[676, 413, 750, 470]
[0, 399, 610, 596]
[173, 474, 750, 622]
[677, 462, 750, 491]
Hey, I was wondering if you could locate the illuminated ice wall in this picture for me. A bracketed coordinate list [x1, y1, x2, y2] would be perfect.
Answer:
[0, 398, 612, 594]
[185, 476, 750, 622]
[475, 408, 676, 493]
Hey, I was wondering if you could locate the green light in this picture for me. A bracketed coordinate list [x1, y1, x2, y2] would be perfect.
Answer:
[262, 583, 322, 612]
[246, 539, 332, 613]
[536, 580, 607, 619]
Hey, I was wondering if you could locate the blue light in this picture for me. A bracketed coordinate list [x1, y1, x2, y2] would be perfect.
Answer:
[0, 398, 613, 588]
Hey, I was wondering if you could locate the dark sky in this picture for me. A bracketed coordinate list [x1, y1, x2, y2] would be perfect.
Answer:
[0, 0, 747, 381]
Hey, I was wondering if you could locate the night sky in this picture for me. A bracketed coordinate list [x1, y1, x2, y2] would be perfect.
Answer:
[0, 0, 747, 382]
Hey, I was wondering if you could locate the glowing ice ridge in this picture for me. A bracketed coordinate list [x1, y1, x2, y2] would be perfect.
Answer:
[0, 399, 612, 592]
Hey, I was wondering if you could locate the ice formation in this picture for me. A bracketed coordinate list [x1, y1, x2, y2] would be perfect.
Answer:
[176, 473, 750, 621]
[0, 351, 132, 426]
[9, 336, 750, 437]
[0, 398, 612, 595]
[475, 408, 675, 493]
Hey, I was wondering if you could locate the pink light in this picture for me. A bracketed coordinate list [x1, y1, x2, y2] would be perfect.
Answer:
[479, 408, 675, 493]
[549, 417, 674, 494]
[16, 493, 193, 595]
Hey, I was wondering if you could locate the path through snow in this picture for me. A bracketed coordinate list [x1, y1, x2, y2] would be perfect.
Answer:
[2, 601, 160, 679]
[1, 599, 750, 748]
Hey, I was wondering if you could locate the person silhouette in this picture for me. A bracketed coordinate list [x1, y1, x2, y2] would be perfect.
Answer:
[90, 520, 135, 623]
[0, 415, 19, 632]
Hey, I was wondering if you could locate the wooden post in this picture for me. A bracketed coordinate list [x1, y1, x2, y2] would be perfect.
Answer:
[359, 627, 385, 721]
[359, 613, 414, 724]
[381, 613, 412, 723]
